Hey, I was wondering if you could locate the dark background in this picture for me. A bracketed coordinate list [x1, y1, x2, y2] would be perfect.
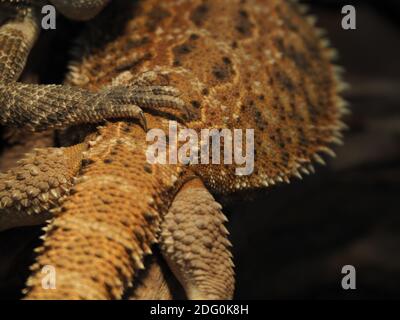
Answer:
[230, 0, 400, 299]
[0, 0, 399, 299]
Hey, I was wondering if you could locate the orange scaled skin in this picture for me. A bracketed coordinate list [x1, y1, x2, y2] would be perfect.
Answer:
[4, 0, 346, 299]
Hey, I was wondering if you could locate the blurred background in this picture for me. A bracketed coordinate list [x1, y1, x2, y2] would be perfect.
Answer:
[230, 0, 400, 299]
[0, 0, 399, 299]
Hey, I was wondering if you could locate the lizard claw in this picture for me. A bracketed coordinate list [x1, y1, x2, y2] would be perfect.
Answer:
[112, 104, 148, 132]
[137, 108, 148, 132]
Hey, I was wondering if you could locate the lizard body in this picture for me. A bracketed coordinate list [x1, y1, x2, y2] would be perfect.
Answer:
[0, 0, 347, 299]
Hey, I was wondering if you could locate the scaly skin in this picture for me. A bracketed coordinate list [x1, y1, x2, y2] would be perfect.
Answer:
[128, 254, 176, 300]
[160, 178, 234, 299]
[67, 0, 347, 192]
[0, 0, 187, 131]
[1, 0, 347, 299]
[24, 119, 187, 299]
[0, 143, 87, 231]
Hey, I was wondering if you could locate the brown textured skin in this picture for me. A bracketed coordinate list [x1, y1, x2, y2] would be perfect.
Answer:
[49, 0, 111, 21]
[129, 254, 176, 300]
[0, 0, 187, 131]
[0, 129, 54, 172]
[1, 0, 346, 299]
[68, 0, 346, 193]
[0, 143, 86, 231]
[24, 119, 187, 299]
[160, 178, 234, 299]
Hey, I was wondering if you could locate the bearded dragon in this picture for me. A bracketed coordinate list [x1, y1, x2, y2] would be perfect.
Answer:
[0, 0, 347, 299]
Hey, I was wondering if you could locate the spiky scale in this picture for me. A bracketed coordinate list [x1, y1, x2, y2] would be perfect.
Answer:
[160, 178, 234, 299]
[14, 0, 345, 299]
[68, 0, 346, 194]
[24, 121, 186, 299]
[0, 143, 87, 231]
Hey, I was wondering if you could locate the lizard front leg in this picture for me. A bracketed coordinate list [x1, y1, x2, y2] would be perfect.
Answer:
[160, 177, 235, 300]
[0, 4, 188, 131]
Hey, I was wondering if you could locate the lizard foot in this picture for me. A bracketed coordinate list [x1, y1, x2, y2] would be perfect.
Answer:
[100, 84, 188, 130]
